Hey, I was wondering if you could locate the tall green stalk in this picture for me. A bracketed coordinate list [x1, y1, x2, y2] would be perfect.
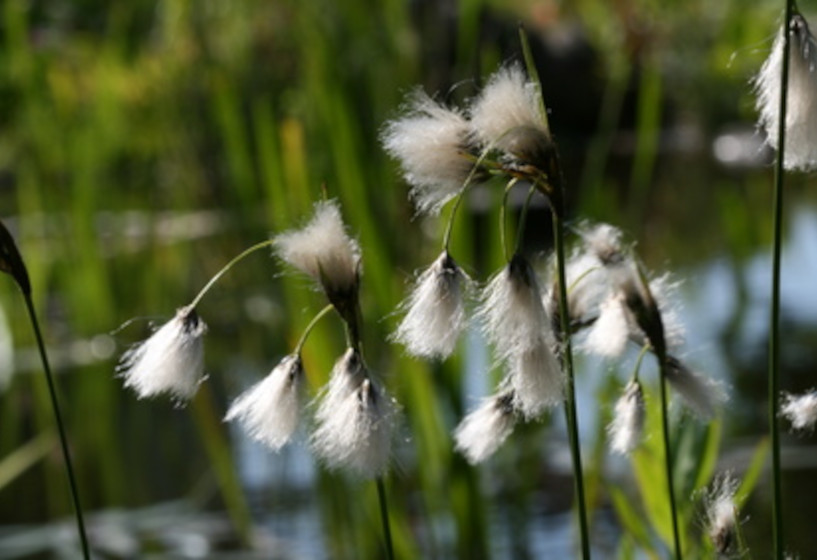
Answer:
[552, 204, 591, 560]
[376, 477, 395, 560]
[658, 358, 681, 559]
[769, 2, 794, 558]
[0, 222, 90, 559]
[518, 25, 591, 557]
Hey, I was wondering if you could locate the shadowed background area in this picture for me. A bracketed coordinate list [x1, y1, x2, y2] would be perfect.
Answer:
[1, 0, 816, 557]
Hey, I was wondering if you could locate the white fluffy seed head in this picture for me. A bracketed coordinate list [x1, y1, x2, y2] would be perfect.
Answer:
[666, 357, 728, 418]
[311, 349, 397, 478]
[454, 391, 516, 464]
[469, 64, 550, 158]
[781, 390, 817, 431]
[582, 294, 630, 359]
[582, 223, 627, 267]
[224, 354, 304, 451]
[649, 274, 686, 350]
[274, 200, 361, 299]
[479, 255, 551, 362]
[755, 14, 817, 171]
[117, 305, 207, 402]
[382, 91, 477, 214]
[562, 250, 609, 322]
[392, 251, 470, 359]
[704, 472, 740, 557]
[509, 336, 564, 419]
[608, 380, 645, 456]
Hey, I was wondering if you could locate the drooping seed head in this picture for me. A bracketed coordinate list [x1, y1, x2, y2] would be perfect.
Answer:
[117, 305, 208, 402]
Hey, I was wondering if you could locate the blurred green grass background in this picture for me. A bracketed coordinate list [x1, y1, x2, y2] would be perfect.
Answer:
[1, 0, 816, 557]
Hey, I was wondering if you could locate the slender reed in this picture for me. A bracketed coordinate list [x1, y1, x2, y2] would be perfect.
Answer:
[189, 239, 275, 308]
[519, 26, 591, 558]
[551, 200, 591, 560]
[0, 222, 90, 559]
[657, 357, 682, 559]
[768, 2, 795, 558]
[376, 477, 395, 560]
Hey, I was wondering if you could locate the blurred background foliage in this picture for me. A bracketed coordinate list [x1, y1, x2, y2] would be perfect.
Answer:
[1, 0, 816, 557]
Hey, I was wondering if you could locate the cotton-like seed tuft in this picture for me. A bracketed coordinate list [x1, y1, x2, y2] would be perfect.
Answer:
[582, 294, 630, 359]
[509, 336, 564, 419]
[454, 392, 516, 464]
[665, 356, 728, 418]
[274, 200, 361, 299]
[755, 14, 817, 171]
[225, 354, 304, 450]
[781, 390, 817, 431]
[703, 473, 740, 557]
[311, 349, 397, 478]
[582, 223, 626, 267]
[478, 254, 551, 362]
[118, 305, 207, 402]
[382, 91, 477, 214]
[469, 64, 551, 163]
[607, 380, 645, 455]
[392, 251, 470, 359]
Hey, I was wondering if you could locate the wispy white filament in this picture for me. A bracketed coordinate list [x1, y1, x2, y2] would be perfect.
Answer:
[608, 380, 645, 455]
[393, 251, 470, 359]
[562, 250, 608, 322]
[666, 357, 727, 418]
[509, 337, 564, 419]
[382, 91, 476, 214]
[454, 392, 516, 464]
[469, 64, 549, 153]
[478, 255, 551, 362]
[225, 354, 304, 450]
[581, 222, 626, 266]
[755, 14, 817, 171]
[312, 349, 397, 478]
[704, 472, 740, 557]
[118, 306, 207, 402]
[274, 200, 361, 296]
[649, 274, 686, 350]
[583, 294, 630, 359]
[781, 390, 817, 431]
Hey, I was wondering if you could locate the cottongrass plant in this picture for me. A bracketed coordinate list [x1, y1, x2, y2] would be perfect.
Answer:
[383, 31, 591, 557]
[755, 2, 799, 557]
[116, 237, 280, 402]
[572, 222, 728, 558]
[0, 220, 90, 558]
[116, 199, 399, 559]
[243, 199, 399, 557]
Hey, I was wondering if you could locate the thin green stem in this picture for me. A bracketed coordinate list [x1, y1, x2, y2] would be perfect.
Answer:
[23, 293, 90, 559]
[552, 208, 591, 560]
[189, 239, 275, 308]
[658, 356, 682, 559]
[499, 179, 519, 262]
[769, 2, 794, 558]
[513, 185, 537, 256]
[442, 146, 499, 252]
[294, 304, 335, 354]
[376, 477, 395, 560]
[631, 344, 650, 384]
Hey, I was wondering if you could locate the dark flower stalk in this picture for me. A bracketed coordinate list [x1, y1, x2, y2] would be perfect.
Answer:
[0, 220, 90, 559]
